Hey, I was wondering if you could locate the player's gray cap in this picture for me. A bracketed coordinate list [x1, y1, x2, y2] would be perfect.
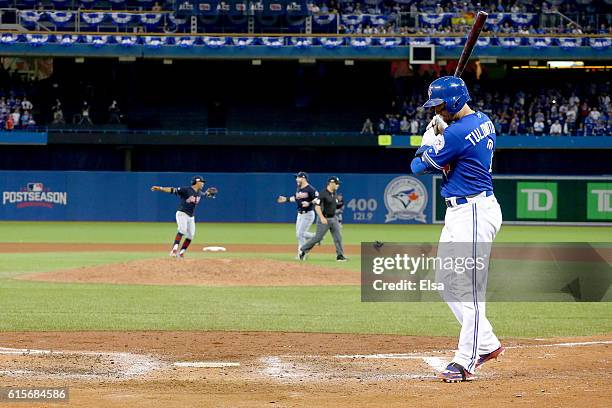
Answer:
[294, 171, 309, 180]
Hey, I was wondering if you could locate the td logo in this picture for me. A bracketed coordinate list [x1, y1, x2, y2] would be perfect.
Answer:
[587, 183, 612, 220]
[517, 182, 558, 219]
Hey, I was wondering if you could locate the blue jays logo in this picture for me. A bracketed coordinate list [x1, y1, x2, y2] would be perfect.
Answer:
[384, 176, 428, 223]
[392, 189, 420, 209]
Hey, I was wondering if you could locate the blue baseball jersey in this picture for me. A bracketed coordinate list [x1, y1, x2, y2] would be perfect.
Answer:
[293, 184, 318, 212]
[421, 111, 495, 198]
[174, 186, 206, 217]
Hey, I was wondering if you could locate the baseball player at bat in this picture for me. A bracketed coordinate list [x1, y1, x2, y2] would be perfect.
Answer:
[411, 76, 504, 382]
[277, 171, 318, 259]
[151, 175, 218, 258]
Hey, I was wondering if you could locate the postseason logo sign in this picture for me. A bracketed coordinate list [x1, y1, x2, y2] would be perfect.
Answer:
[2, 182, 68, 209]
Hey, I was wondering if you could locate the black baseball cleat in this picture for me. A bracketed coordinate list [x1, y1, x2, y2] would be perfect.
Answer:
[336, 255, 348, 262]
[298, 251, 307, 261]
[438, 362, 473, 383]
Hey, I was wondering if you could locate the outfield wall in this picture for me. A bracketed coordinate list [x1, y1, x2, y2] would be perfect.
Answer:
[0, 171, 610, 225]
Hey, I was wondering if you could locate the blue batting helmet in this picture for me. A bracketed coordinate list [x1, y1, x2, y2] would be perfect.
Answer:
[422, 76, 471, 115]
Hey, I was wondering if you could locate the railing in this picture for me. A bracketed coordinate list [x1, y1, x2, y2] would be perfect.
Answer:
[2, 28, 610, 37]
[2, 126, 608, 139]
[1, 29, 609, 52]
[5, 8, 611, 35]
[21, 127, 366, 137]
[562, 12, 612, 32]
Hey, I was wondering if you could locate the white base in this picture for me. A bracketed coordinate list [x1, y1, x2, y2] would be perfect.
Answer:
[173, 362, 239, 368]
[202, 246, 227, 252]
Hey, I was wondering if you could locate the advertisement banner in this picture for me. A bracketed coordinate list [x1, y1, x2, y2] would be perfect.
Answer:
[433, 176, 612, 225]
[0, 171, 434, 223]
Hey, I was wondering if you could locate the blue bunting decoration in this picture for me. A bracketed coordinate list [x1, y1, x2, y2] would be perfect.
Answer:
[47, 11, 75, 26]
[232, 37, 256, 47]
[202, 36, 226, 48]
[377, 37, 403, 48]
[290, 37, 313, 48]
[437, 37, 463, 48]
[26, 34, 51, 46]
[350, 37, 371, 48]
[81, 12, 106, 27]
[85, 35, 109, 48]
[319, 37, 344, 48]
[114, 35, 138, 47]
[110, 12, 134, 25]
[143, 36, 165, 48]
[261, 37, 284, 48]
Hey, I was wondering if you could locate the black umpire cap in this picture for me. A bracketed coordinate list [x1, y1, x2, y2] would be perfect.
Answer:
[191, 175, 205, 185]
[294, 171, 309, 180]
[328, 176, 341, 185]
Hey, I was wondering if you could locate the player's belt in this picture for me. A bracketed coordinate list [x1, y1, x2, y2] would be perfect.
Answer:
[298, 209, 313, 214]
[445, 190, 493, 208]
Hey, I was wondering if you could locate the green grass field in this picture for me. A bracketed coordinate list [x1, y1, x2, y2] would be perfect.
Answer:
[3, 221, 611, 244]
[0, 222, 610, 338]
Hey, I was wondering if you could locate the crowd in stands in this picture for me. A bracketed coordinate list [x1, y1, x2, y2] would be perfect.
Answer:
[10, 0, 612, 35]
[0, 90, 123, 130]
[311, 0, 609, 18]
[48, 99, 122, 126]
[321, 0, 611, 35]
[368, 79, 611, 137]
[0, 94, 37, 130]
[340, 21, 611, 36]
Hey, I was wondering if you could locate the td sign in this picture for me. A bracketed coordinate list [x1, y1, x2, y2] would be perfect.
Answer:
[517, 182, 558, 219]
[587, 183, 612, 220]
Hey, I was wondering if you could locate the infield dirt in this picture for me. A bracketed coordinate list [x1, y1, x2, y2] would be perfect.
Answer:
[0, 331, 610, 407]
[17, 258, 360, 287]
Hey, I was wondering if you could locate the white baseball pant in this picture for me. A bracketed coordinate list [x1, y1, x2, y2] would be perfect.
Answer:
[296, 211, 315, 251]
[176, 211, 196, 240]
[435, 193, 502, 373]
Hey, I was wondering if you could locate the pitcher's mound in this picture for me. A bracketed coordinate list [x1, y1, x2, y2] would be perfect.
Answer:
[18, 258, 359, 287]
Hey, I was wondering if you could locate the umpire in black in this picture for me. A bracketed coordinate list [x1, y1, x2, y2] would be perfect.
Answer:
[299, 176, 347, 262]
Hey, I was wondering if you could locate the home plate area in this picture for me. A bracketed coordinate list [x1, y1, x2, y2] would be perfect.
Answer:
[0, 332, 610, 407]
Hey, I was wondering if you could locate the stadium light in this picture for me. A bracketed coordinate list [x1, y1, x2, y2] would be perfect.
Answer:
[547, 61, 584, 68]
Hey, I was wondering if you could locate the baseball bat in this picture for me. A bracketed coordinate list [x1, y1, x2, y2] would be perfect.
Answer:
[454, 11, 488, 77]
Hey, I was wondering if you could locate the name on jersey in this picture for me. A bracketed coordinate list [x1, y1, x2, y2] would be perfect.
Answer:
[296, 192, 309, 199]
[464, 121, 495, 146]
[186, 196, 201, 204]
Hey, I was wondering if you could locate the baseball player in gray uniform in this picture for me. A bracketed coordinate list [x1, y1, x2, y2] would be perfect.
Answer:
[299, 176, 347, 262]
[277, 172, 318, 258]
[151, 175, 217, 258]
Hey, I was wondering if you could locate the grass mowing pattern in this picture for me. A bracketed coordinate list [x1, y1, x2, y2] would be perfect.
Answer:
[1, 279, 610, 336]
[0, 222, 610, 337]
